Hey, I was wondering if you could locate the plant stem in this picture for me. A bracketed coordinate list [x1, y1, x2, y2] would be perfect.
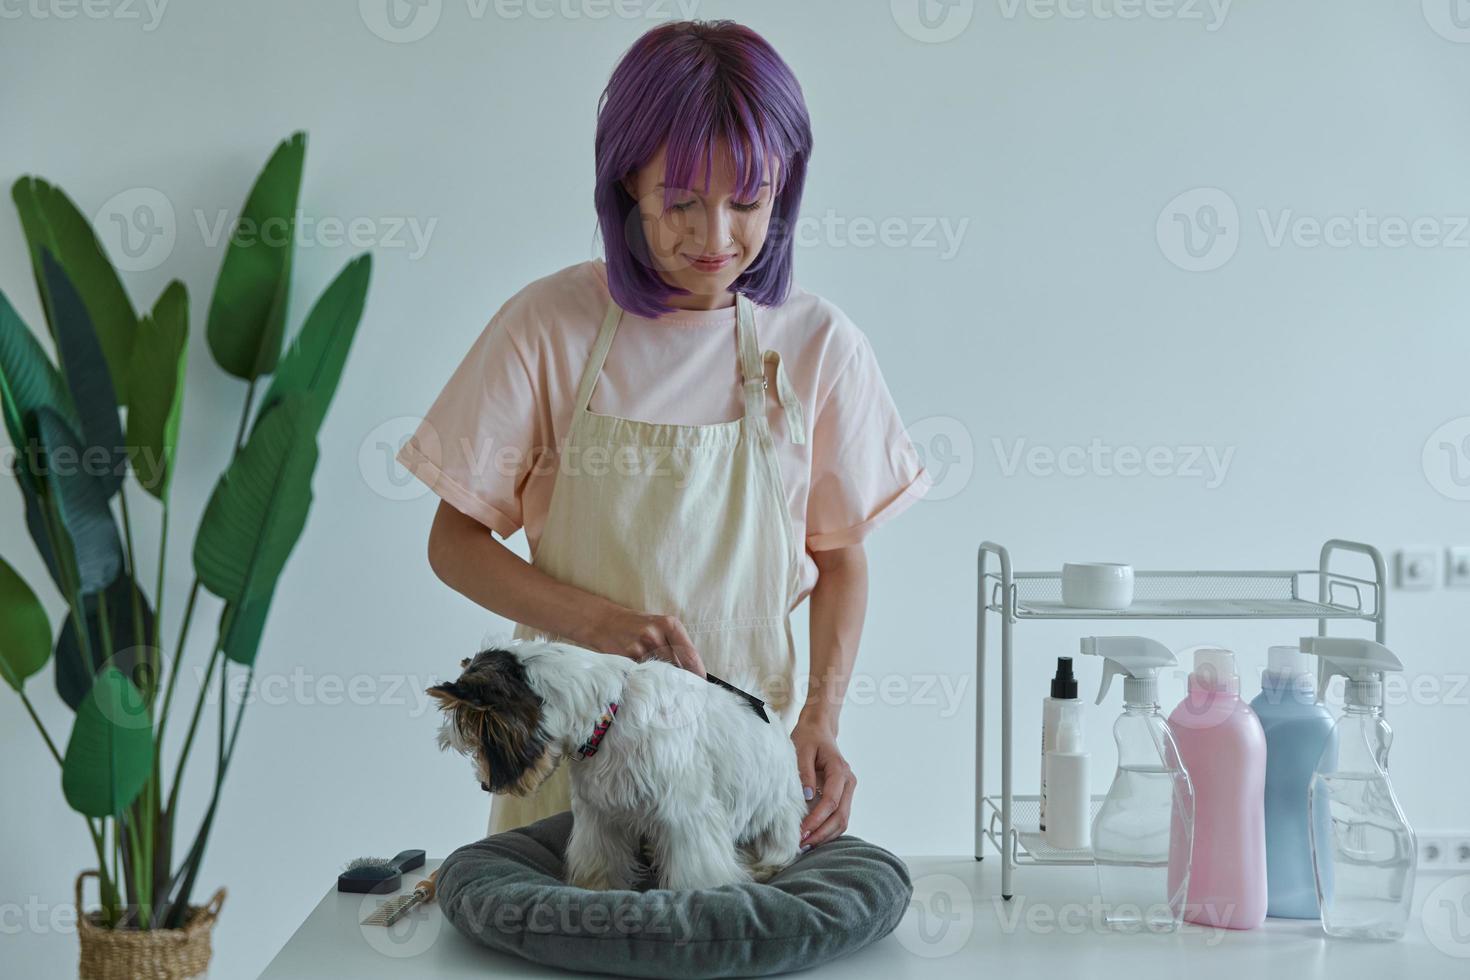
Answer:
[165, 655, 254, 926]
[119, 769, 154, 924]
[86, 818, 116, 928]
[154, 576, 200, 901]
[117, 487, 148, 680]
[95, 580, 135, 922]
[122, 806, 147, 922]
[153, 505, 169, 681]
[147, 497, 173, 927]
[233, 378, 258, 449]
[138, 772, 156, 927]
[18, 690, 63, 765]
[116, 480, 160, 919]
[158, 377, 260, 925]
[217, 640, 226, 775]
[163, 639, 223, 832]
[97, 584, 113, 668]
[155, 580, 199, 750]
[111, 817, 120, 919]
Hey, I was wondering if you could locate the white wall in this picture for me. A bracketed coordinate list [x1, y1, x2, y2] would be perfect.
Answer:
[4, 1, 1468, 975]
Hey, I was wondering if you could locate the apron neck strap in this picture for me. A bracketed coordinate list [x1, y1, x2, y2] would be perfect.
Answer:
[576, 292, 768, 421]
[735, 292, 767, 422]
[574, 297, 625, 417]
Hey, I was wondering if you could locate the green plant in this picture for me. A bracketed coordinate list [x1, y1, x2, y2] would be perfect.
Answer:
[0, 132, 371, 930]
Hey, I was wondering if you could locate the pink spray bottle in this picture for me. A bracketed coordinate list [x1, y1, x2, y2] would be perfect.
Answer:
[1166, 646, 1268, 929]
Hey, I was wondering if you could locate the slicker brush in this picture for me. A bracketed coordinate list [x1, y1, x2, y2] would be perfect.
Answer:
[337, 849, 425, 894]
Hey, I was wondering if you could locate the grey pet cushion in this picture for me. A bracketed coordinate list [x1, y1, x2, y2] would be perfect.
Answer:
[436, 809, 912, 978]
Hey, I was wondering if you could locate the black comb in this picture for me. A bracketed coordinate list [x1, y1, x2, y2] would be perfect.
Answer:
[705, 672, 770, 723]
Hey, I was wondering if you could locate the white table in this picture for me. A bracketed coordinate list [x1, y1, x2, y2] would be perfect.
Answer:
[259, 855, 1467, 978]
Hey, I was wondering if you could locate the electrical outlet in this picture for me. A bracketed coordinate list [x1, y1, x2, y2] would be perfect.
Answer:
[1447, 547, 1470, 589]
[1421, 836, 1450, 870]
[1420, 833, 1470, 872]
[1396, 549, 1438, 590]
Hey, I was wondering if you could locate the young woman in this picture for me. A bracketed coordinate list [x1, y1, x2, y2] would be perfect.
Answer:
[397, 20, 928, 850]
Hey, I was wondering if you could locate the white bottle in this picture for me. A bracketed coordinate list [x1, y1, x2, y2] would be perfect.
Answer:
[1043, 719, 1090, 850]
[1039, 657, 1081, 833]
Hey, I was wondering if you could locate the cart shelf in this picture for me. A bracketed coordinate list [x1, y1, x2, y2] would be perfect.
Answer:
[981, 794, 1106, 866]
[986, 568, 1381, 621]
[975, 538, 1388, 900]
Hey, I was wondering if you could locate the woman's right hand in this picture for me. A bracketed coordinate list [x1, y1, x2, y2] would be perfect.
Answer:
[580, 608, 707, 678]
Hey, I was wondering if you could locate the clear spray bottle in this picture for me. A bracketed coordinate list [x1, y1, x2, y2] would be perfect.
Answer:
[1081, 636, 1196, 931]
[1298, 636, 1416, 940]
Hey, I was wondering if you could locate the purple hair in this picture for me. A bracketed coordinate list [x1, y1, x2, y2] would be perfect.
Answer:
[594, 20, 813, 318]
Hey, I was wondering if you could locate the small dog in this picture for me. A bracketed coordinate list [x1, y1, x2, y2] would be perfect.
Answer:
[427, 638, 807, 891]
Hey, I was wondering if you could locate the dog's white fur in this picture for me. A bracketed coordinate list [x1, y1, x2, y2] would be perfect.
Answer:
[435, 639, 808, 891]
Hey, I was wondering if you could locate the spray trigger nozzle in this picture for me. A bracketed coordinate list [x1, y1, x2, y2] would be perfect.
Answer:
[1298, 636, 1402, 707]
[1094, 660, 1126, 704]
[1080, 635, 1176, 704]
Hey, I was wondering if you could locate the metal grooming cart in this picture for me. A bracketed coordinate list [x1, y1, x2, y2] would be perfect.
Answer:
[975, 538, 1387, 900]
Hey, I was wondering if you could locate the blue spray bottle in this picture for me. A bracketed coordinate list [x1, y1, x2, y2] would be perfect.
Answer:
[1248, 645, 1336, 919]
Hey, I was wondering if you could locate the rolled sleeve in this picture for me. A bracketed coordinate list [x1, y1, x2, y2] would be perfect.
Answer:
[394, 303, 543, 540]
[804, 333, 930, 552]
[395, 436, 521, 539]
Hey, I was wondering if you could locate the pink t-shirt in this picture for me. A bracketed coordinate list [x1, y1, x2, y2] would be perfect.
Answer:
[396, 259, 929, 609]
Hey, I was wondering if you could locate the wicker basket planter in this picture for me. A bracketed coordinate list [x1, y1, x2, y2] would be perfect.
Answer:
[76, 871, 226, 980]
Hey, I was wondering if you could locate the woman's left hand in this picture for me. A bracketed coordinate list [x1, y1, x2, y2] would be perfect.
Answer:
[792, 718, 855, 849]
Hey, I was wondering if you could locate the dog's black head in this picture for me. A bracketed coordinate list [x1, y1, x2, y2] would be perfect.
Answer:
[426, 647, 554, 796]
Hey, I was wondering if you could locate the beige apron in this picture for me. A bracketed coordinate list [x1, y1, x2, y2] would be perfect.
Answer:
[488, 291, 807, 835]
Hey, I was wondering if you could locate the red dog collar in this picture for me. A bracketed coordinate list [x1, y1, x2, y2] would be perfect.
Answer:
[576, 702, 618, 760]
